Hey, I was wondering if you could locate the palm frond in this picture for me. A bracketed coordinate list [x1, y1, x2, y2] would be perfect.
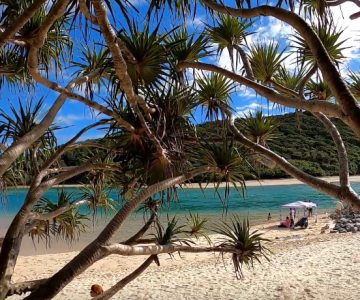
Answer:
[196, 73, 234, 120]
[249, 42, 288, 82]
[213, 216, 270, 278]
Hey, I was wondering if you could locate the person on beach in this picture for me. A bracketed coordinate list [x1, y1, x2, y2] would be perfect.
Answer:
[267, 213, 272, 221]
[278, 216, 291, 228]
[90, 284, 104, 297]
[290, 208, 295, 228]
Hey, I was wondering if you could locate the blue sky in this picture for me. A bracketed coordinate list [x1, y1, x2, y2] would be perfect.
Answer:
[0, 1, 359, 144]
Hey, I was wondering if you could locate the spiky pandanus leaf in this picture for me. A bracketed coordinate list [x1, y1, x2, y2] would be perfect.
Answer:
[154, 216, 193, 246]
[273, 66, 307, 94]
[0, 98, 59, 183]
[206, 14, 253, 71]
[30, 190, 88, 244]
[165, 28, 210, 84]
[116, 21, 168, 89]
[240, 111, 279, 146]
[305, 79, 332, 100]
[190, 140, 252, 210]
[196, 73, 234, 120]
[292, 22, 348, 68]
[213, 216, 270, 278]
[185, 212, 211, 244]
[0, 47, 29, 88]
[300, 0, 331, 22]
[348, 72, 360, 101]
[249, 42, 288, 82]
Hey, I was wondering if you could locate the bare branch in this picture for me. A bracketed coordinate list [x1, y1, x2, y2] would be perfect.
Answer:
[0, 0, 47, 47]
[103, 243, 249, 256]
[313, 113, 349, 187]
[233, 44, 255, 81]
[92, 0, 154, 116]
[298, 65, 318, 98]
[123, 212, 158, 245]
[0, 72, 105, 177]
[350, 11, 360, 19]
[179, 61, 344, 118]
[95, 256, 155, 300]
[6, 279, 47, 297]
[28, 200, 91, 222]
[326, 0, 360, 7]
[40, 120, 109, 171]
[79, 0, 98, 24]
[92, 0, 167, 159]
[229, 122, 360, 207]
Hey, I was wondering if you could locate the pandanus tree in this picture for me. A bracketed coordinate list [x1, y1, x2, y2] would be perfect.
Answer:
[0, 0, 360, 299]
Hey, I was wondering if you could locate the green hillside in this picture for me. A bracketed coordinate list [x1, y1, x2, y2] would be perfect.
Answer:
[262, 112, 360, 178]
[62, 112, 360, 182]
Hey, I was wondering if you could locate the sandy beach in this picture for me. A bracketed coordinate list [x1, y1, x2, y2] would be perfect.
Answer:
[182, 175, 360, 188]
[8, 214, 360, 300]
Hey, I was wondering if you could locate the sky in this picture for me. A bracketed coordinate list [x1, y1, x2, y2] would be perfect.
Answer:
[0, 1, 359, 144]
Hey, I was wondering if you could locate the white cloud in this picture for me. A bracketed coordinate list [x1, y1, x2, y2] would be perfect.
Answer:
[330, 3, 360, 65]
[250, 17, 295, 44]
[235, 102, 269, 118]
[187, 15, 205, 29]
[56, 113, 93, 126]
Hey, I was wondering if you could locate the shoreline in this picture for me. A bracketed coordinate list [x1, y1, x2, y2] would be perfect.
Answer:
[7, 175, 360, 190]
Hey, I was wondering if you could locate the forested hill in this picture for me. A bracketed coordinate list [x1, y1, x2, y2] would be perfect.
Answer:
[198, 112, 360, 179]
[63, 112, 360, 182]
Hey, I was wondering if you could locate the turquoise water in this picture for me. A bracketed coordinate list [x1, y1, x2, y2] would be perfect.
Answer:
[2, 183, 360, 218]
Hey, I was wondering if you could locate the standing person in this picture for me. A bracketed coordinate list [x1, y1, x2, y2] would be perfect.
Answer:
[267, 212, 272, 221]
[308, 207, 313, 217]
[290, 208, 295, 228]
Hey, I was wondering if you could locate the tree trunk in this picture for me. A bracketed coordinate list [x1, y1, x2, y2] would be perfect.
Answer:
[233, 44, 255, 81]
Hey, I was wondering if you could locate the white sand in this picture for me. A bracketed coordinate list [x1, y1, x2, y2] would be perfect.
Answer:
[8, 215, 360, 300]
[182, 175, 360, 188]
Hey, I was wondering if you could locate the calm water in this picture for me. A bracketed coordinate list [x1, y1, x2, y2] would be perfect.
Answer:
[2, 183, 359, 255]
[2, 183, 360, 219]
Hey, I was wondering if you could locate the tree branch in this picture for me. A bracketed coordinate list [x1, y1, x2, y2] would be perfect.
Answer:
[40, 120, 108, 171]
[233, 44, 255, 81]
[28, 199, 91, 222]
[94, 256, 155, 300]
[0, 71, 103, 177]
[202, 1, 360, 137]
[92, 0, 167, 160]
[0, 0, 47, 47]
[313, 113, 349, 187]
[78, 0, 98, 24]
[123, 211, 158, 245]
[103, 243, 249, 256]
[179, 61, 344, 118]
[229, 122, 360, 207]
[92, 0, 154, 116]
[6, 278, 47, 297]
[298, 64, 318, 98]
